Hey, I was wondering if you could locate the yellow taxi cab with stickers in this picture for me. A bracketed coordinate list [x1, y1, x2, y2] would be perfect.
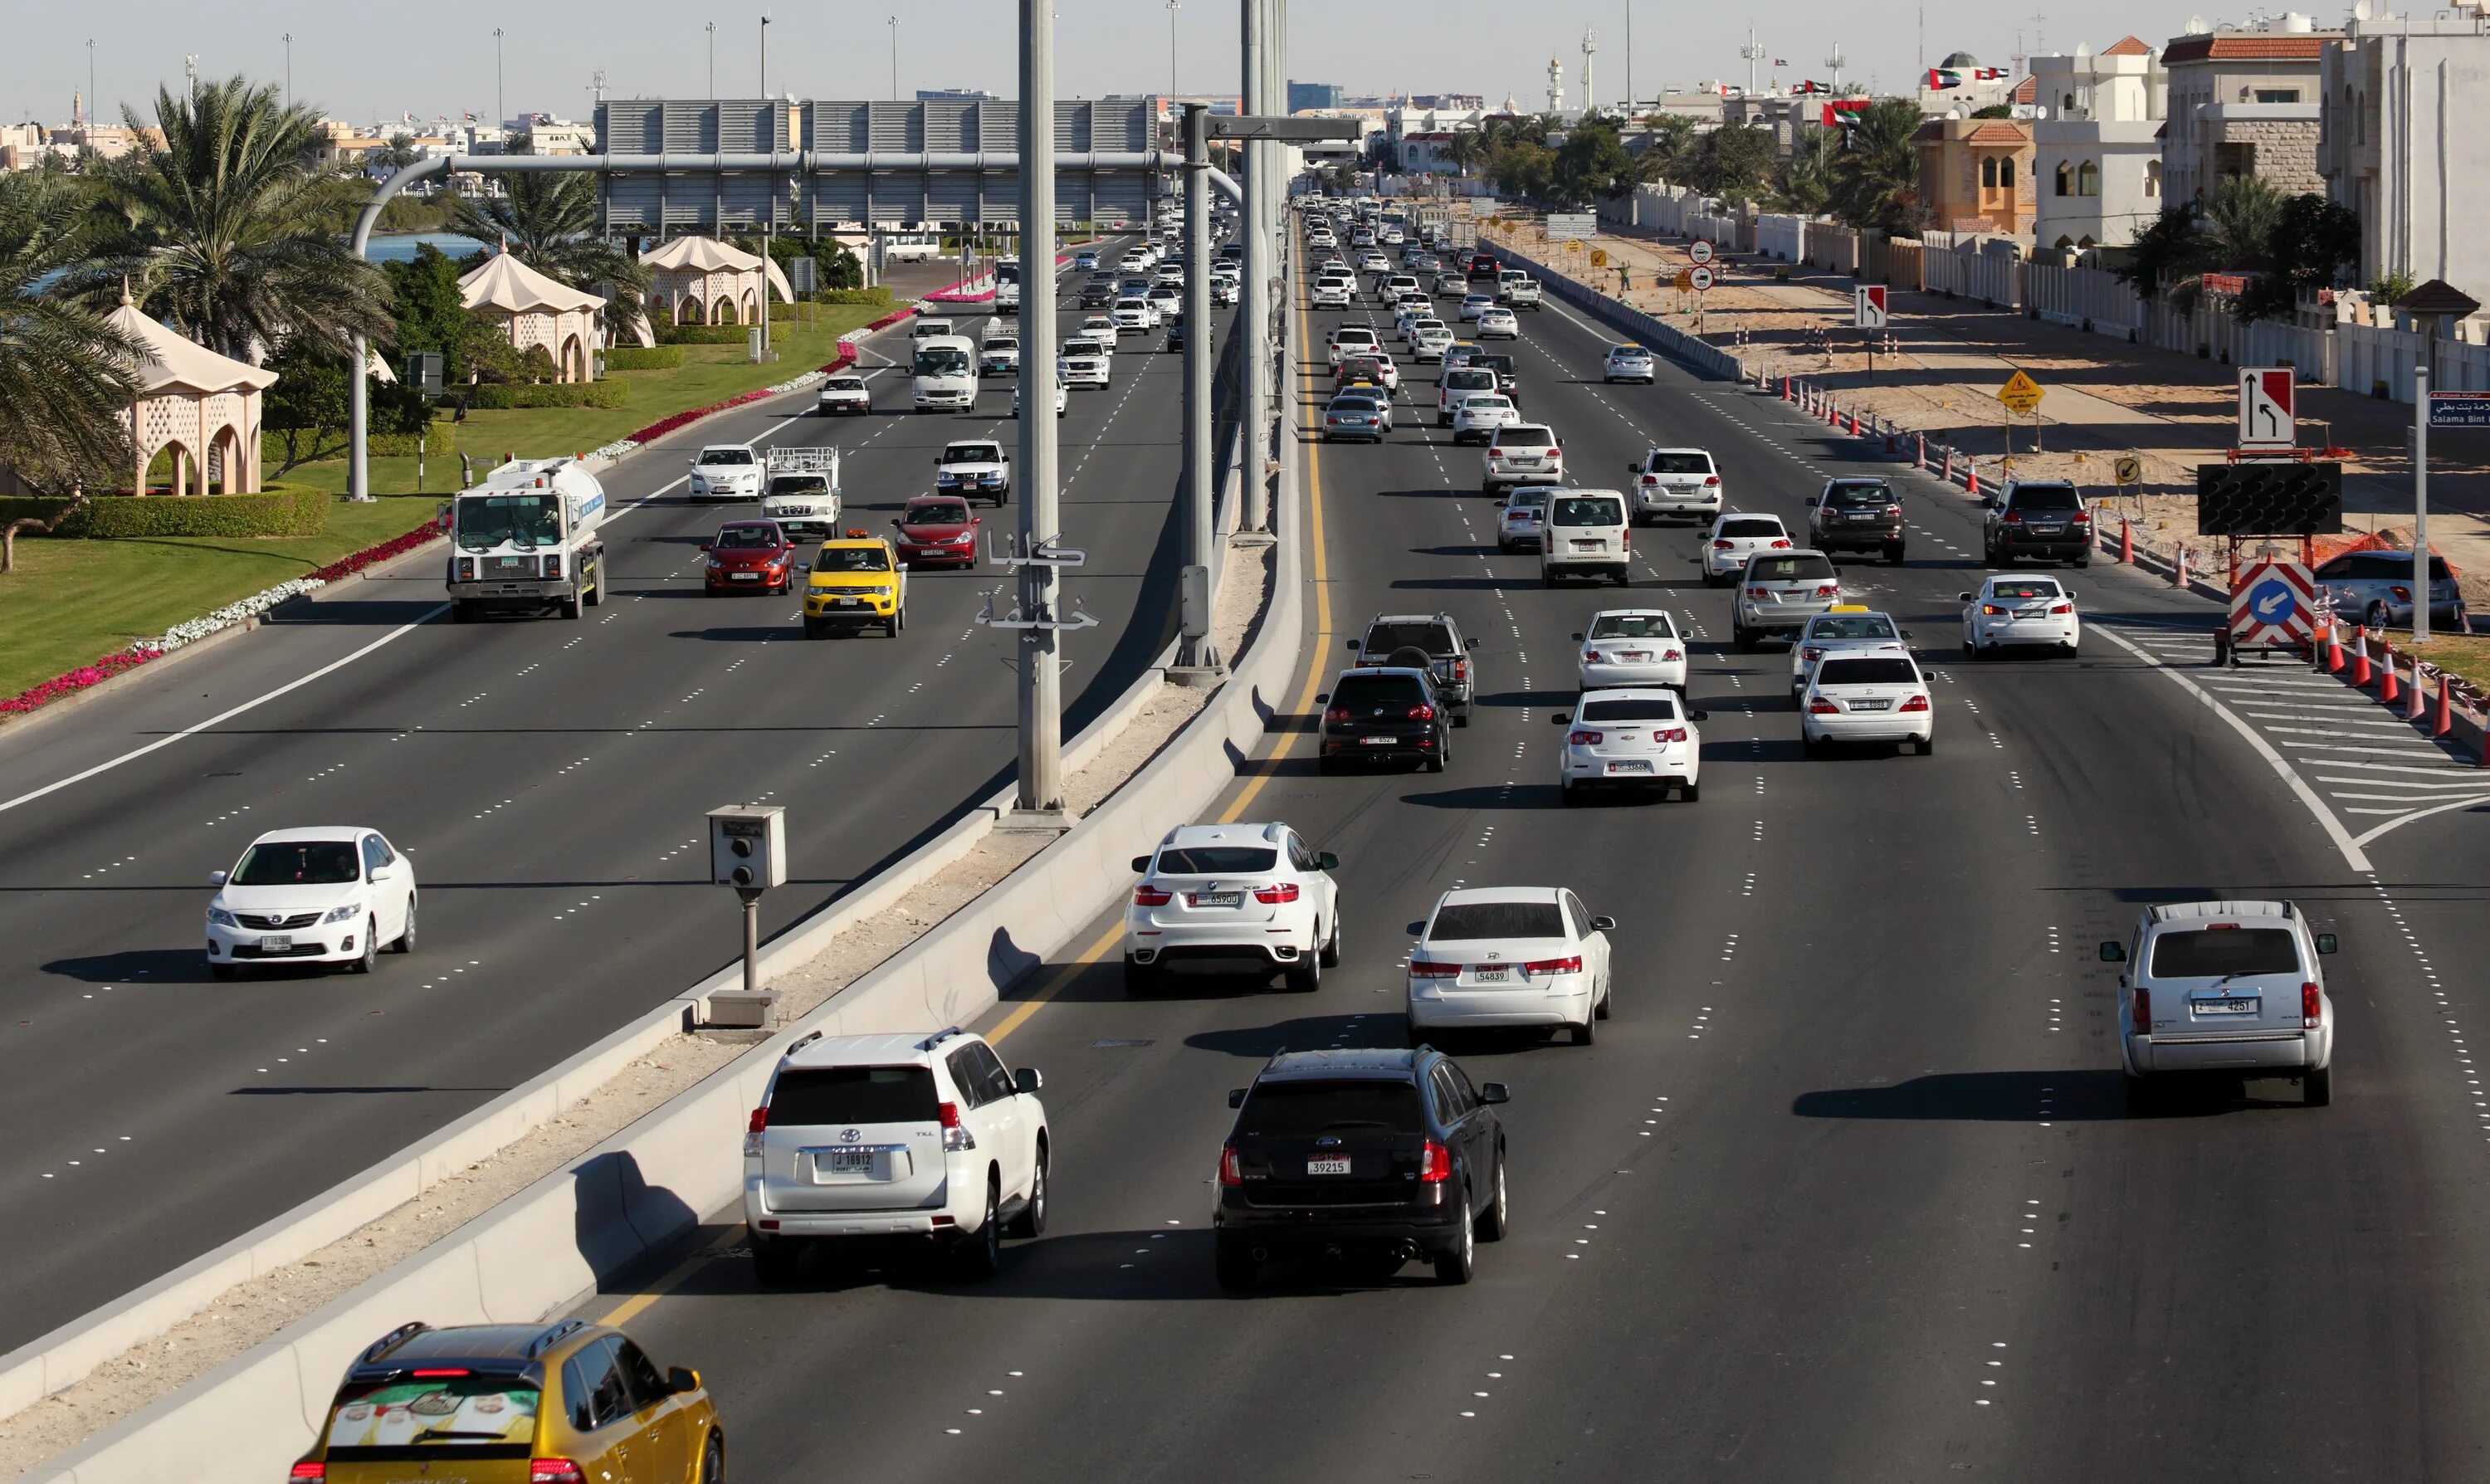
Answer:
[290, 1319, 725, 1484]
[802, 528, 908, 638]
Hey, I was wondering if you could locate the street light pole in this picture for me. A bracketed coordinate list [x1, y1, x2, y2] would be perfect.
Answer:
[888, 16, 901, 101]
[1013, 0, 1064, 817]
[706, 21, 715, 97]
[282, 33, 292, 110]
[85, 39, 95, 129]
[1240, 0, 1270, 534]
[493, 27, 505, 130]
[759, 12, 771, 98]
[1167, 0, 1180, 97]
[1175, 102, 1223, 676]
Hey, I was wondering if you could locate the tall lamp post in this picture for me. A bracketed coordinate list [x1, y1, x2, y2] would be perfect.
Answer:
[282, 32, 292, 110]
[493, 27, 505, 130]
[705, 21, 715, 97]
[1166, 0, 1180, 96]
[887, 16, 901, 100]
[85, 39, 95, 128]
[759, 12, 772, 98]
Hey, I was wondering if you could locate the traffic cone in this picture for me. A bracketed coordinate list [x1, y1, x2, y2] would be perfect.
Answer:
[1941, 447, 1955, 482]
[2434, 671, 2455, 738]
[2324, 622, 2346, 674]
[2408, 659, 2429, 720]
[1781, 376, 1791, 400]
[2174, 545, 2187, 588]
[1966, 464, 1980, 499]
[2120, 517, 2134, 564]
[1916, 432, 1927, 471]
[2378, 648, 2400, 704]
[2350, 625, 2371, 686]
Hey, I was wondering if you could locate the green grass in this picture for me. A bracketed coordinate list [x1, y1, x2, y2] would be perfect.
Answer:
[276, 302, 883, 497]
[0, 495, 442, 700]
[2400, 634, 2490, 701]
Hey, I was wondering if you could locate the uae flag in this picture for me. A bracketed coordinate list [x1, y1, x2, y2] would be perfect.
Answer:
[1822, 99, 1872, 127]
[1926, 68, 1964, 89]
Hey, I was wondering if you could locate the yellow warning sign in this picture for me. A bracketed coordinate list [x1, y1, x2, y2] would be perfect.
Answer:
[1590, 248, 1609, 267]
[1672, 269, 1695, 290]
[1996, 369, 2045, 413]
[2113, 455, 2141, 486]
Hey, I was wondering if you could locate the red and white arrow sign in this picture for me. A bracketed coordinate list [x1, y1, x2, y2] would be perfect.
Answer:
[2239, 367, 2295, 451]
[2229, 559, 2317, 649]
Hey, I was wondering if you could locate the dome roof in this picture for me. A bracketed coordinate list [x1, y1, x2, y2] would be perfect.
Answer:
[1939, 50, 1983, 68]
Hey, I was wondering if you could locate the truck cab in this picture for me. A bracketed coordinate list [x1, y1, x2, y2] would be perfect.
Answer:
[445, 457, 608, 622]
[762, 447, 843, 540]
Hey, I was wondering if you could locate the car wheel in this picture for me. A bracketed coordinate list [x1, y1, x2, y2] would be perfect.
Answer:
[1433, 1188, 1477, 1286]
[1477, 1150, 1510, 1242]
[1594, 975, 1613, 1019]
[349, 916, 378, 975]
[749, 1232, 800, 1286]
[2122, 1075, 2160, 1115]
[1574, 1009, 1596, 1046]
[1215, 1237, 1259, 1294]
[1122, 956, 1162, 997]
[951, 1174, 1003, 1281]
[2365, 601, 2390, 630]
[1680, 779, 1701, 803]
[1803, 735, 1824, 759]
[2072, 554, 2091, 569]
[1560, 777, 1581, 807]
[390, 896, 416, 954]
[1286, 945, 1321, 993]
[1319, 914, 1342, 968]
[1962, 638, 1975, 656]
[700, 1431, 726, 1484]
[2306, 1065, 2334, 1107]
[1007, 1141, 1048, 1237]
[1425, 745, 1447, 774]
[1887, 544, 1907, 565]
[888, 609, 904, 637]
[803, 618, 823, 639]
[1317, 753, 1340, 775]
[448, 598, 471, 623]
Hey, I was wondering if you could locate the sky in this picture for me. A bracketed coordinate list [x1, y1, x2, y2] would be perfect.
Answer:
[7, 0, 2243, 130]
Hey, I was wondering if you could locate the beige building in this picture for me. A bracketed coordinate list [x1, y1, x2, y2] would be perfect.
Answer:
[2320, 17, 2490, 304]
[2160, 19, 2339, 207]
[1914, 117, 2037, 234]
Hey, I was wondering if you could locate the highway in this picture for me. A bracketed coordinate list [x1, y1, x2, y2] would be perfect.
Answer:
[579, 249, 2490, 1479]
[0, 241, 1231, 1349]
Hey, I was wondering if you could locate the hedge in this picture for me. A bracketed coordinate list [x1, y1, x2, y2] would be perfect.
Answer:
[370, 424, 457, 457]
[0, 488, 330, 539]
[655, 324, 753, 345]
[466, 379, 632, 411]
[603, 345, 688, 371]
[818, 286, 894, 306]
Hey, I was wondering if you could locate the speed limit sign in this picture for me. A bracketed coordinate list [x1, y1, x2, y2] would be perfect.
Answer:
[1689, 240, 1715, 265]
[1689, 266, 1715, 291]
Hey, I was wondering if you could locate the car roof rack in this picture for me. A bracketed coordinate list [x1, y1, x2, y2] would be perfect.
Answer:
[917, 1026, 967, 1052]
[526, 1319, 588, 1359]
[360, 1321, 429, 1364]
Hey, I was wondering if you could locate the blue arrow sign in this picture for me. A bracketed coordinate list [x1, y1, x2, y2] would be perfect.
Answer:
[2249, 578, 2296, 622]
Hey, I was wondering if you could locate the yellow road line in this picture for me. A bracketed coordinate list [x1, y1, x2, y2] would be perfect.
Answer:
[597, 1227, 740, 1328]
[985, 921, 1125, 1045]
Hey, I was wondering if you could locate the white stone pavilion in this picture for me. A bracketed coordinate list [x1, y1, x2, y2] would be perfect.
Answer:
[458, 251, 608, 383]
[642, 236, 794, 327]
[107, 287, 277, 497]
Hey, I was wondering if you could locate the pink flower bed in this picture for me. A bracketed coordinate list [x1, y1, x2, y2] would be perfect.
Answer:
[310, 519, 446, 583]
[2, 648, 159, 716]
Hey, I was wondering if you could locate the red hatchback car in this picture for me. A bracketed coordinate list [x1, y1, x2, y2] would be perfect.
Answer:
[891, 495, 981, 569]
[704, 519, 797, 593]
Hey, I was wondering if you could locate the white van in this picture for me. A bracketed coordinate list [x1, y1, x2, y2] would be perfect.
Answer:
[911, 334, 977, 412]
[1540, 490, 1633, 588]
[912, 316, 956, 341]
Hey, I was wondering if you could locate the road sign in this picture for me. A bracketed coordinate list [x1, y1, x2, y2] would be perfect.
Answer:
[2428, 390, 2490, 428]
[1564, 240, 1584, 256]
[2112, 455, 2141, 486]
[1688, 240, 1715, 265]
[1672, 269, 1694, 290]
[1547, 212, 1597, 240]
[1688, 266, 1715, 292]
[2228, 559, 2318, 652]
[1854, 285, 1887, 329]
[2196, 461, 2344, 535]
[2238, 366, 2295, 450]
[1995, 369, 2044, 413]
[1590, 248, 1609, 268]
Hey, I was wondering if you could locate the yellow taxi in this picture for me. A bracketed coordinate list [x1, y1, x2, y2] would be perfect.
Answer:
[290, 1320, 724, 1484]
[802, 529, 908, 637]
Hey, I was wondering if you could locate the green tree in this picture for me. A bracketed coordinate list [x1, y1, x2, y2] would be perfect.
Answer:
[1771, 141, 1833, 216]
[2235, 193, 2361, 322]
[1443, 129, 1490, 179]
[1554, 121, 1635, 203]
[374, 132, 421, 171]
[1633, 115, 1699, 186]
[383, 242, 471, 378]
[2201, 173, 2285, 270]
[1970, 103, 2015, 120]
[1827, 100, 1926, 235]
[447, 170, 647, 325]
[0, 171, 140, 555]
[68, 76, 393, 362]
[1681, 124, 1776, 203]
[1484, 140, 1558, 203]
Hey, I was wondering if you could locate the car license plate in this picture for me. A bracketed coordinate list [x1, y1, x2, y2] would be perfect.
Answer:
[731, 572, 759, 580]
[1472, 967, 1509, 983]
[834, 597, 862, 607]
[1362, 735, 1394, 745]
[1851, 699, 1892, 710]
[1574, 539, 1601, 551]
[1606, 759, 1653, 774]
[822, 1149, 876, 1174]
[1306, 1156, 1352, 1175]
[1616, 651, 1648, 661]
[260, 935, 292, 951]
[2029, 525, 2064, 535]
[2194, 996, 2260, 1016]
[1189, 891, 1243, 909]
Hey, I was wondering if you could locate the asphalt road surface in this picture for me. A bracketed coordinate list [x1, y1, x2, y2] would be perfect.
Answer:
[0, 239, 1233, 1349]
[578, 250, 2490, 1482]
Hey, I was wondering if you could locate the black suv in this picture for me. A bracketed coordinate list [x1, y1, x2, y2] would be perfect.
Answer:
[1806, 477, 1907, 564]
[1473, 352, 1521, 405]
[1213, 1047, 1511, 1291]
[1983, 480, 2093, 567]
[1078, 276, 1118, 308]
[1319, 666, 1452, 773]
[1347, 613, 1479, 725]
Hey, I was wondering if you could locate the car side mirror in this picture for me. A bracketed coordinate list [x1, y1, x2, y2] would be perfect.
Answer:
[668, 1367, 701, 1395]
[1345, 638, 1360, 651]
[1406, 920, 1428, 936]
[1901, 628, 1913, 638]
[1478, 1081, 1511, 1106]
[1315, 692, 1329, 705]
[699, 543, 710, 552]
[1467, 637, 1481, 648]
[2066, 589, 2077, 600]
[1228, 1087, 1247, 1109]
[1131, 855, 1152, 872]
[1691, 710, 1710, 721]
[1316, 851, 1340, 871]
[1013, 1067, 1044, 1096]
[2316, 933, 2338, 955]
[1550, 712, 1570, 725]
[208, 869, 227, 887]
[1590, 915, 1618, 931]
[369, 865, 395, 883]
[1570, 632, 1584, 642]
[2098, 941, 2126, 963]
[1958, 593, 1975, 603]
[1624, 462, 1637, 473]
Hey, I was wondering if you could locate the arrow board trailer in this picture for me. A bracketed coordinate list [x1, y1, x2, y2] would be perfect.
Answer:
[763, 447, 844, 540]
[2225, 558, 2318, 662]
[446, 456, 608, 622]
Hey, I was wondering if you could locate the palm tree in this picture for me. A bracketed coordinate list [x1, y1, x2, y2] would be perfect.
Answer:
[447, 171, 647, 324]
[1828, 99, 1925, 235]
[68, 76, 393, 362]
[1634, 115, 1698, 187]
[1443, 129, 1489, 179]
[0, 173, 139, 568]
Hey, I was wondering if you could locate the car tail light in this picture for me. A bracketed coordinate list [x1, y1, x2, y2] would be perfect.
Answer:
[1746, 587, 1770, 599]
[2049, 603, 2073, 615]
[1219, 1146, 1243, 1185]
[1620, 529, 1629, 549]
[1524, 955, 1584, 974]
[2302, 982, 2322, 1029]
[1409, 959, 1462, 979]
[1770, 538, 1794, 549]
[940, 1101, 976, 1151]
[743, 1105, 769, 1157]
[411, 1368, 471, 1379]
[1704, 476, 1722, 487]
[1982, 603, 2006, 616]
[1323, 705, 1350, 724]
[1409, 704, 1437, 720]
[1133, 884, 1174, 906]
[1252, 882, 1301, 905]
[1802, 645, 1825, 661]
[2003, 510, 2023, 524]
[1814, 584, 1839, 598]
[1899, 695, 1931, 712]
[1641, 474, 1658, 486]
[1662, 647, 1682, 661]
[542, 554, 562, 579]
[1419, 1140, 1453, 1183]
[290, 1464, 326, 1482]
[1581, 649, 1602, 663]
[2390, 585, 2412, 603]
[1713, 539, 1734, 549]
[1453, 659, 1468, 681]
[2132, 986, 2152, 1032]
[530, 1462, 586, 1484]
[1808, 697, 1840, 714]
[1569, 730, 1604, 745]
[1883, 503, 1902, 516]
[1655, 727, 1687, 743]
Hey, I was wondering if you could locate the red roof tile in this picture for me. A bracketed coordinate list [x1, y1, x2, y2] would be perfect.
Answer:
[2012, 76, 2038, 102]
[2102, 34, 2153, 56]
[2161, 34, 2329, 64]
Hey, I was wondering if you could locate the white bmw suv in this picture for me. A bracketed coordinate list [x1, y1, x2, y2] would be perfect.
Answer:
[744, 1026, 1049, 1284]
[1124, 822, 1341, 994]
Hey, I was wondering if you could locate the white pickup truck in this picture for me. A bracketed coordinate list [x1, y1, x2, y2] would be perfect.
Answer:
[1496, 271, 1544, 310]
[445, 456, 607, 622]
[761, 447, 843, 540]
[935, 438, 1012, 507]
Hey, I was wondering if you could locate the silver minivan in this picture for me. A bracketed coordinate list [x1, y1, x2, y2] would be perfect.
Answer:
[1540, 491, 1632, 587]
[2101, 901, 2338, 1107]
[1732, 549, 1840, 648]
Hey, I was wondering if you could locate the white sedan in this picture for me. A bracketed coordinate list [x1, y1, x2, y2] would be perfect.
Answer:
[1013, 381, 1068, 417]
[1124, 821, 1340, 993]
[1962, 574, 2082, 657]
[1699, 512, 1794, 586]
[1789, 608, 1911, 692]
[1451, 393, 1521, 444]
[1412, 325, 1455, 362]
[1554, 688, 1703, 803]
[1476, 307, 1521, 339]
[205, 827, 417, 978]
[1800, 654, 1935, 756]
[1406, 886, 1616, 1045]
[1575, 609, 1689, 691]
[1603, 344, 1657, 383]
[1457, 293, 1496, 321]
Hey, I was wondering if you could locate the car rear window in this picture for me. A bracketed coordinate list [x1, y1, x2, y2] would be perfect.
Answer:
[907, 502, 972, 525]
[1750, 554, 1835, 582]
[2009, 484, 2082, 510]
[1811, 615, 1897, 639]
[1446, 371, 1496, 390]
[1331, 672, 1428, 708]
[324, 1377, 541, 1452]
[1646, 452, 1711, 474]
[1816, 657, 1919, 686]
[1990, 580, 2063, 600]
[1240, 1080, 1425, 1137]
[2150, 927, 2301, 978]
[1579, 696, 1681, 721]
[1156, 847, 1279, 875]
[1721, 518, 1784, 538]
[1552, 496, 1624, 526]
[1366, 622, 1455, 654]
[1589, 613, 1675, 639]
[1431, 901, 1566, 940]
[1824, 482, 1892, 508]
[768, 476, 828, 498]
[1496, 427, 1554, 449]
[768, 1066, 939, 1126]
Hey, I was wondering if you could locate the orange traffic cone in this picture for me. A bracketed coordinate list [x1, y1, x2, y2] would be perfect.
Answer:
[2408, 659, 2429, 720]
[2350, 625, 2371, 686]
[2120, 518, 2134, 564]
[1966, 465, 1980, 499]
[2435, 671, 2455, 738]
[2324, 622, 2345, 673]
[2379, 649, 2400, 704]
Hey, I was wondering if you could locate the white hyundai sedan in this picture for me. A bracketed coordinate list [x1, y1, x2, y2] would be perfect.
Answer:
[1123, 821, 1340, 994]
[1406, 886, 1615, 1045]
[1574, 609, 1689, 691]
[205, 827, 417, 978]
[1800, 654, 1935, 757]
[1553, 687, 1703, 803]
[1962, 574, 2082, 657]
[1789, 607, 1911, 693]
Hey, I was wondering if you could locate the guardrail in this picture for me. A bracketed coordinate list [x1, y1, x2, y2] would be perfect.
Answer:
[1482, 238, 1746, 383]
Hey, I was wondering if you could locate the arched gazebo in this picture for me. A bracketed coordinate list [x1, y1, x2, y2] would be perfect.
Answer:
[106, 288, 276, 497]
[642, 236, 793, 328]
[459, 251, 606, 383]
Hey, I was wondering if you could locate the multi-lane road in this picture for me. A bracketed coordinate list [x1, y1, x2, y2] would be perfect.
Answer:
[582, 245, 2490, 1479]
[0, 242, 1231, 1349]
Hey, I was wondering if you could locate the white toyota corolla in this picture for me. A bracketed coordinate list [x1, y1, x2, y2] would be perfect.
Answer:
[205, 827, 417, 977]
[1962, 574, 2082, 656]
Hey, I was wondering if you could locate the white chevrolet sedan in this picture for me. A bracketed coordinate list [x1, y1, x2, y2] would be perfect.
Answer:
[1962, 574, 2082, 657]
[1406, 886, 1615, 1045]
[1800, 654, 1935, 757]
[1552, 687, 1703, 803]
[205, 827, 417, 978]
[1574, 609, 1689, 691]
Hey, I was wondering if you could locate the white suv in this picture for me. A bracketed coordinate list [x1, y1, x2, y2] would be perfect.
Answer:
[743, 1027, 1049, 1284]
[2101, 900, 2339, 1107]
[1482, 423, 1563, 491]
[1540, 490, 1633, 587]
[1125, 822, 1342, 994]
[1628, 447, 1723, 525]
